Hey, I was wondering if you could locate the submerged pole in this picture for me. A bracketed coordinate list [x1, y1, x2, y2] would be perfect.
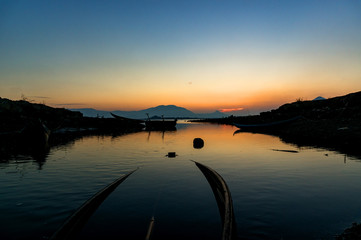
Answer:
[145, 216, 155, 240]
[50, 168, 138, 240]
[192, 161, 237, 240]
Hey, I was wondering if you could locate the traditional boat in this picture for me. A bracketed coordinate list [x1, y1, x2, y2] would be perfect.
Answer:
[233, 116, 302, 131]
[110, 112, 147, 130]
[111, 112, 177, 130]
[110, 113, 145, 124]
[145, 114, 177, 130]
[145, 119, 177, 130]
[193, 161, 237, 240]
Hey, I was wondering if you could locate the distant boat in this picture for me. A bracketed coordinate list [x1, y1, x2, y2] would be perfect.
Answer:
[233, 116, 302, 131]
[145, 114, 177, 130]
[145, 119, 177, 130]
[111, 112, 177, 130]
[110, 112, 144, 123]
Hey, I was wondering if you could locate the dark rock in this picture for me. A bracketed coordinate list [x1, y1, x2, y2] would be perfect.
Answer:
[193, 138, 204, 149]
[166, 152, 177, 158]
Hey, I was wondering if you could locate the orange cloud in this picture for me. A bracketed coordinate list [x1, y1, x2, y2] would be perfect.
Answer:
[219, 107, 244, 113]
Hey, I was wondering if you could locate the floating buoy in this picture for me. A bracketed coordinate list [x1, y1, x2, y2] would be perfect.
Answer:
[166, 152, 177, 158]
[193, 138, 204, 149]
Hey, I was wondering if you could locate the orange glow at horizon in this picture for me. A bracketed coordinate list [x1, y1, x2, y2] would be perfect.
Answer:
[219, 107, 244, 113]
[2, 1, 361, 118]
[45, 87, 358, 114]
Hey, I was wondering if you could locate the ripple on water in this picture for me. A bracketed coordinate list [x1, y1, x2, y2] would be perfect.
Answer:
[1, 125, 361, 240]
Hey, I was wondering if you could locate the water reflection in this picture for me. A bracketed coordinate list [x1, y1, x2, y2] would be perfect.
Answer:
[1, 122, 361, 240]
[234, 128, 361, 160]
[0, 130, 146, 171]
[0, 137, 50, 170]
[145, 129, 177, 142]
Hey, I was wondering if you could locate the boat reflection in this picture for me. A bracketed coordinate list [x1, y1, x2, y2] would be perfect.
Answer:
[0, 129, 144, 170]
[0, 135, 50, 170]
[146, 129, 177, 141]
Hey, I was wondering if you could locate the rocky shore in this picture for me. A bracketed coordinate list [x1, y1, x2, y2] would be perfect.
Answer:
[0, 97, 144, 134]
[195, 91, 361, 157]
[0, 98, 144, 161]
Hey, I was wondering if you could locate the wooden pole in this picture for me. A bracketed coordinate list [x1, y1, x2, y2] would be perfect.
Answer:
[145, 216, 155, 240]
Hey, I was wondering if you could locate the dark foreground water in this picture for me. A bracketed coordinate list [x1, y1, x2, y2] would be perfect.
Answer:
[1, 122, 361, 240]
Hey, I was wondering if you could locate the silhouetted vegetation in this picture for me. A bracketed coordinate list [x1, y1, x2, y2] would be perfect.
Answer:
[0, 97, 144, 162]
[0, 97, 144, 134]
[195, 91, 361, 157]
[336, 222, 361, 240]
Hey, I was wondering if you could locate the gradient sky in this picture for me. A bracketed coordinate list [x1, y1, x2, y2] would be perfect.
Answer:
[1, 0, 361, 114]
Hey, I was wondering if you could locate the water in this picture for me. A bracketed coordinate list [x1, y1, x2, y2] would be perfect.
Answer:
[1, 122, 361, 239]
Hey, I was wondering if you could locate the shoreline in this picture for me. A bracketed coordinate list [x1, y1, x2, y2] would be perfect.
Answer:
[192, 91, 361, 158]
[1, 91, 361, 158]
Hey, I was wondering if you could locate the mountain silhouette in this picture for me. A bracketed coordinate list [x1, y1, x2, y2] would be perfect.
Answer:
[313, 96, 326, 101]
[71, 105, 227, 119]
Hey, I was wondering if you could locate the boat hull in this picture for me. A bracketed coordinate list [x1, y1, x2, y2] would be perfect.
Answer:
[233, 116, 302, 131]
[145, 120, 177, 130]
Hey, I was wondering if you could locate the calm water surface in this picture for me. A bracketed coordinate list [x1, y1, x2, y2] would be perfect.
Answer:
[1, 122, 361, 240]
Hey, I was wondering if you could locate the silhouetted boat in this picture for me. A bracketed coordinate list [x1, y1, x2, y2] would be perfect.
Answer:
[233, 116, 302, 131]
[111, 112, 177, 130]
[193, 161, 237, 240]
[145, 114, 177, 130]
[145, 119, 177, 130]
[110, 112, 145, 123]
[110, 112, 147, 130]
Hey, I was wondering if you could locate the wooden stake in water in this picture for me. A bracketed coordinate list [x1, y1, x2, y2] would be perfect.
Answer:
[50, 169, 138, 240]
[145, 216, 155, 240]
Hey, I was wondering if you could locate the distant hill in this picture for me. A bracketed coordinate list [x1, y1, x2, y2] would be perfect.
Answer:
[207, 91, 361, 125]
[70, 108, 110, 118]
[71, 105, 228, 119]
[313, 96, 326, 101]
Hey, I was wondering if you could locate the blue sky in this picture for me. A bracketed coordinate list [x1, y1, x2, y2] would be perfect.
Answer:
[1, 0, 361, 114]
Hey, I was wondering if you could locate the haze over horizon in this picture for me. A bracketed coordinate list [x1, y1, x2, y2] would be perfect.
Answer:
[1, 1, 361, 115]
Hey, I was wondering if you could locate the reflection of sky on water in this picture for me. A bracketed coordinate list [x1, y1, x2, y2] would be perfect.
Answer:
[0, 123, 361, 239]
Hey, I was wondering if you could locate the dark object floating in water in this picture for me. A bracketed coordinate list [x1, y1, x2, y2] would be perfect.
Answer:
[193, 161, 237, 240]
[233, 116, 302, 130]
[193, 138, 204, 149]
[50, 168, 138, 240]
[271, 149, 299, 153]
[166, 152, 177, 158]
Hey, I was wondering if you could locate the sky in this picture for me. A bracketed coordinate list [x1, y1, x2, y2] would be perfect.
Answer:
[1, 0, 361, 115]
